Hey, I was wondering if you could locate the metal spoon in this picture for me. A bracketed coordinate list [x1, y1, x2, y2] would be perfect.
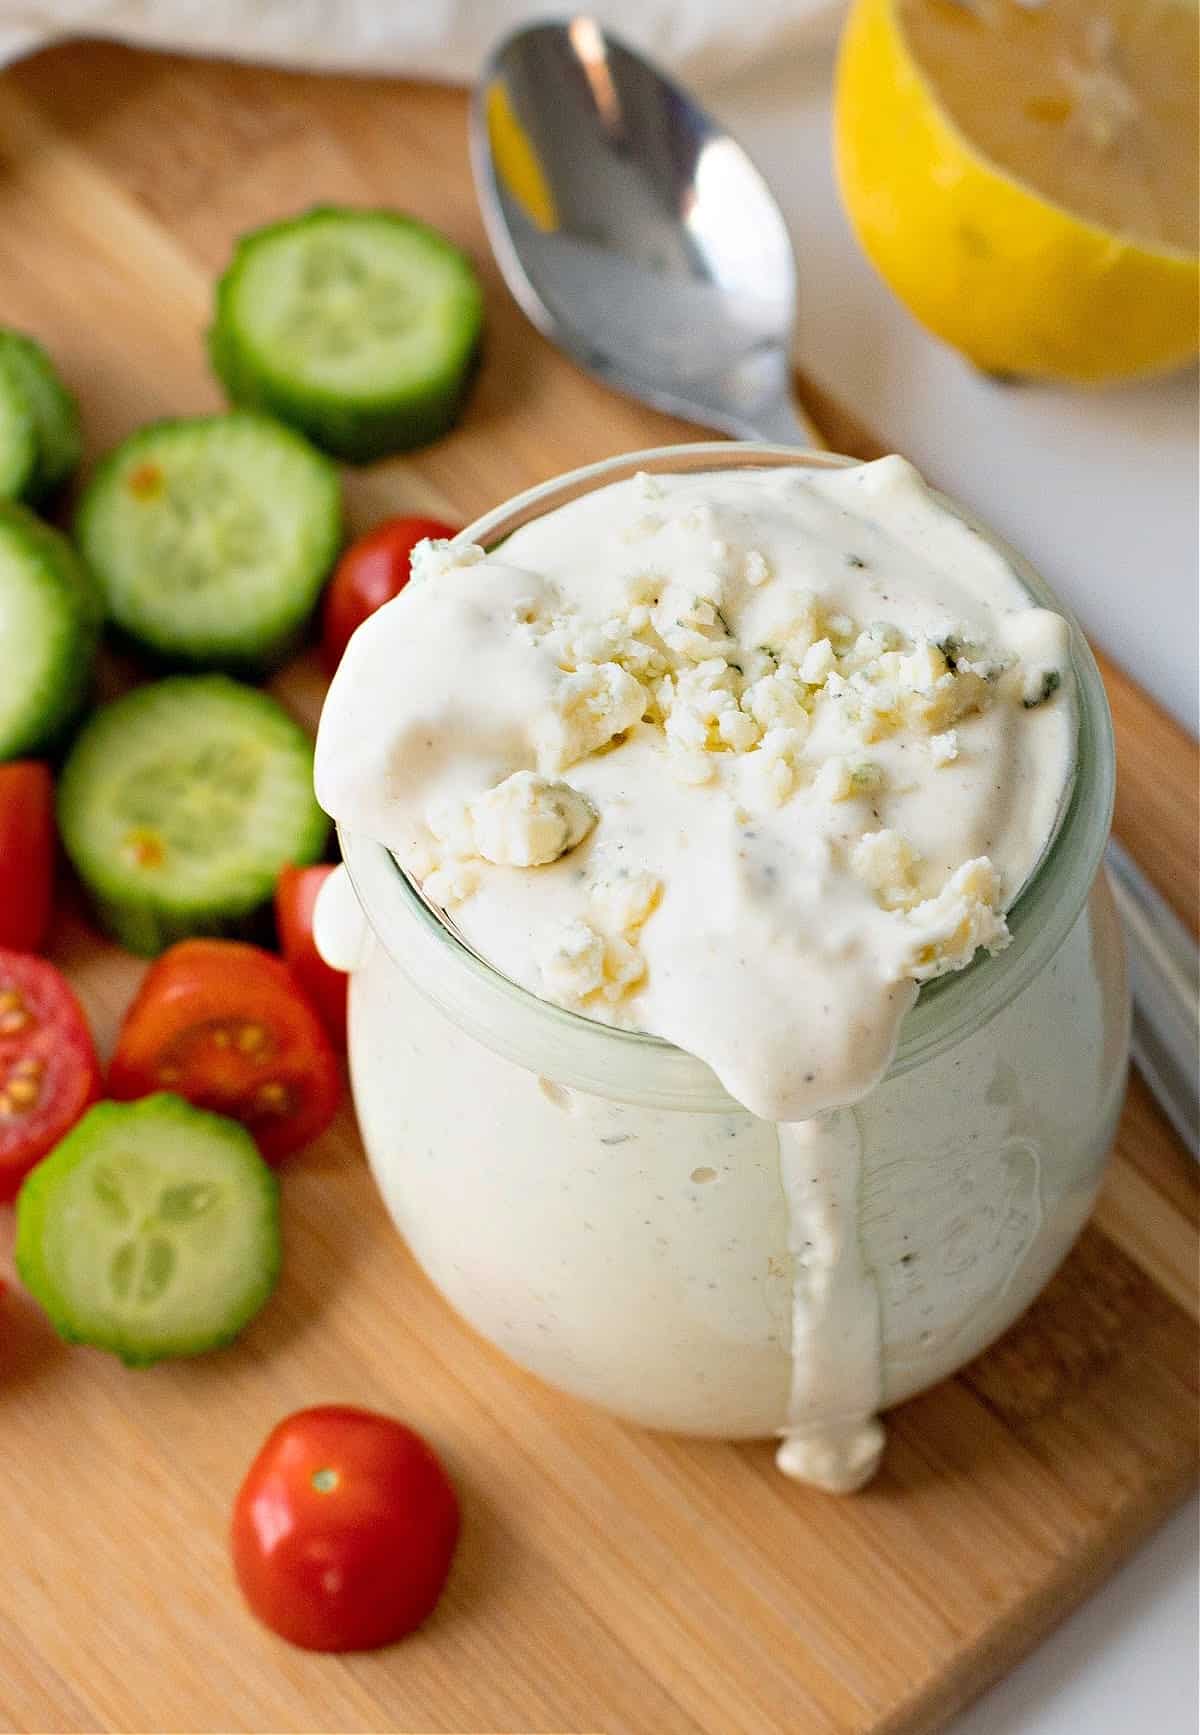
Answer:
[469, 15, 820, 446]
[470, 16, 1198, 1157]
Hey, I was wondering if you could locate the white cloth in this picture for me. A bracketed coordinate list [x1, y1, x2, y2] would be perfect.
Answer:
[0, 0, 841, 86]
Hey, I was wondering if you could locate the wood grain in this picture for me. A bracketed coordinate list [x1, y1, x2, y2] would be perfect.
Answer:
[0, 41, 1195, 1735]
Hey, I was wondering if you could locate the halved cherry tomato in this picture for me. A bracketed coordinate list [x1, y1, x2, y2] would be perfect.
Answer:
[0, 763, 55, 953]
[107, 940, 340, 1165]
[321, 515, 459, 673]
[233, 1405, 460, 1652]
[0, 950, 101, 1202]
[274, 866, 347, 1050]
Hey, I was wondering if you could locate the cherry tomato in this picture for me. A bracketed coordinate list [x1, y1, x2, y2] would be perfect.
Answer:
[321, 515, 459, 673]
[108, 940, 340, 1165]
[274, 866, 346, 1050]
[232, 1405, 460, 1652]
[0, 763, 55, 952]
[0, 950, 101, 1202]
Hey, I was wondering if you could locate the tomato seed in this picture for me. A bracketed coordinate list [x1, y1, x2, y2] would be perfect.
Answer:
[254, 1082, 291, 1115]
[237, 1023, 267, 1055]
[1, 1055, 44, 1115]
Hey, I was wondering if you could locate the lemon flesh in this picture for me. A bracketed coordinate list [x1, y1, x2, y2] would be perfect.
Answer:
[835, 0, 1200, 383]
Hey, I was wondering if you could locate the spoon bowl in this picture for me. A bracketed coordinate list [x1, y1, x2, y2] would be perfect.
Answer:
[470, 16, 819, 444]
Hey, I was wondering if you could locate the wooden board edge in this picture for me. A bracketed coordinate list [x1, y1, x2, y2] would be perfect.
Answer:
[878, 1461, 1198, 1735]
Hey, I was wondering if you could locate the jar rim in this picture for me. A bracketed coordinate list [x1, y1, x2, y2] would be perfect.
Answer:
[338, 443, 1115, 1114]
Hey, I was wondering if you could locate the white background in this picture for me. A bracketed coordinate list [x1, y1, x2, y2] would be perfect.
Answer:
[715, 42, 1198, 1735]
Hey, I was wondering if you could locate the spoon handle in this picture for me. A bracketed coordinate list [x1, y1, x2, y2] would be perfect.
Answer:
[1105, 838, 1199, 1160]
[745, 395, 826, 451]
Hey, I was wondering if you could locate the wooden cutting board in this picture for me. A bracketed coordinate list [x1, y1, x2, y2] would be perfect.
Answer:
[0, 42, 1195, 1735]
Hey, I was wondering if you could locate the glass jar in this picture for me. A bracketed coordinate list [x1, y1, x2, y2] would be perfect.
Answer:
[319, 445, 1128, 1487]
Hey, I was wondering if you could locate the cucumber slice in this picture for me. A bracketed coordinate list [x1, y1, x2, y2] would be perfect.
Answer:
[0, 503, 101, 760]
[15, 1094, 281, 1366]
[57, 675, 329, 955]
[209, 207, 484, 461]
[0, 360, 36, 501]
[0, 331, 82, 503]
[76, 413, 342, 670]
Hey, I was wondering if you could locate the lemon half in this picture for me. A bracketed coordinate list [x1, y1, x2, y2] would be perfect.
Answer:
[834, 0, 1200, 383]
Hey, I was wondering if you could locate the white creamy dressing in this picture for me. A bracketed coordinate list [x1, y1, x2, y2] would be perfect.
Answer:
[315, 457, 1077, 1486]
[775, 1111, 886, 1492]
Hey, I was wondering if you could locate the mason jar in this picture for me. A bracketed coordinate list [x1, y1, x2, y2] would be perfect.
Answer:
[316, 445, 1128, 1488]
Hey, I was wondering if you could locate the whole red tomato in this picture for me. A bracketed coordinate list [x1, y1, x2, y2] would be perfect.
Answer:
[274, 866, 346, 1050]
[0, 763, 55, 952]
[321, 515, 459, 673]
[232, 1405, 460, 1652]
